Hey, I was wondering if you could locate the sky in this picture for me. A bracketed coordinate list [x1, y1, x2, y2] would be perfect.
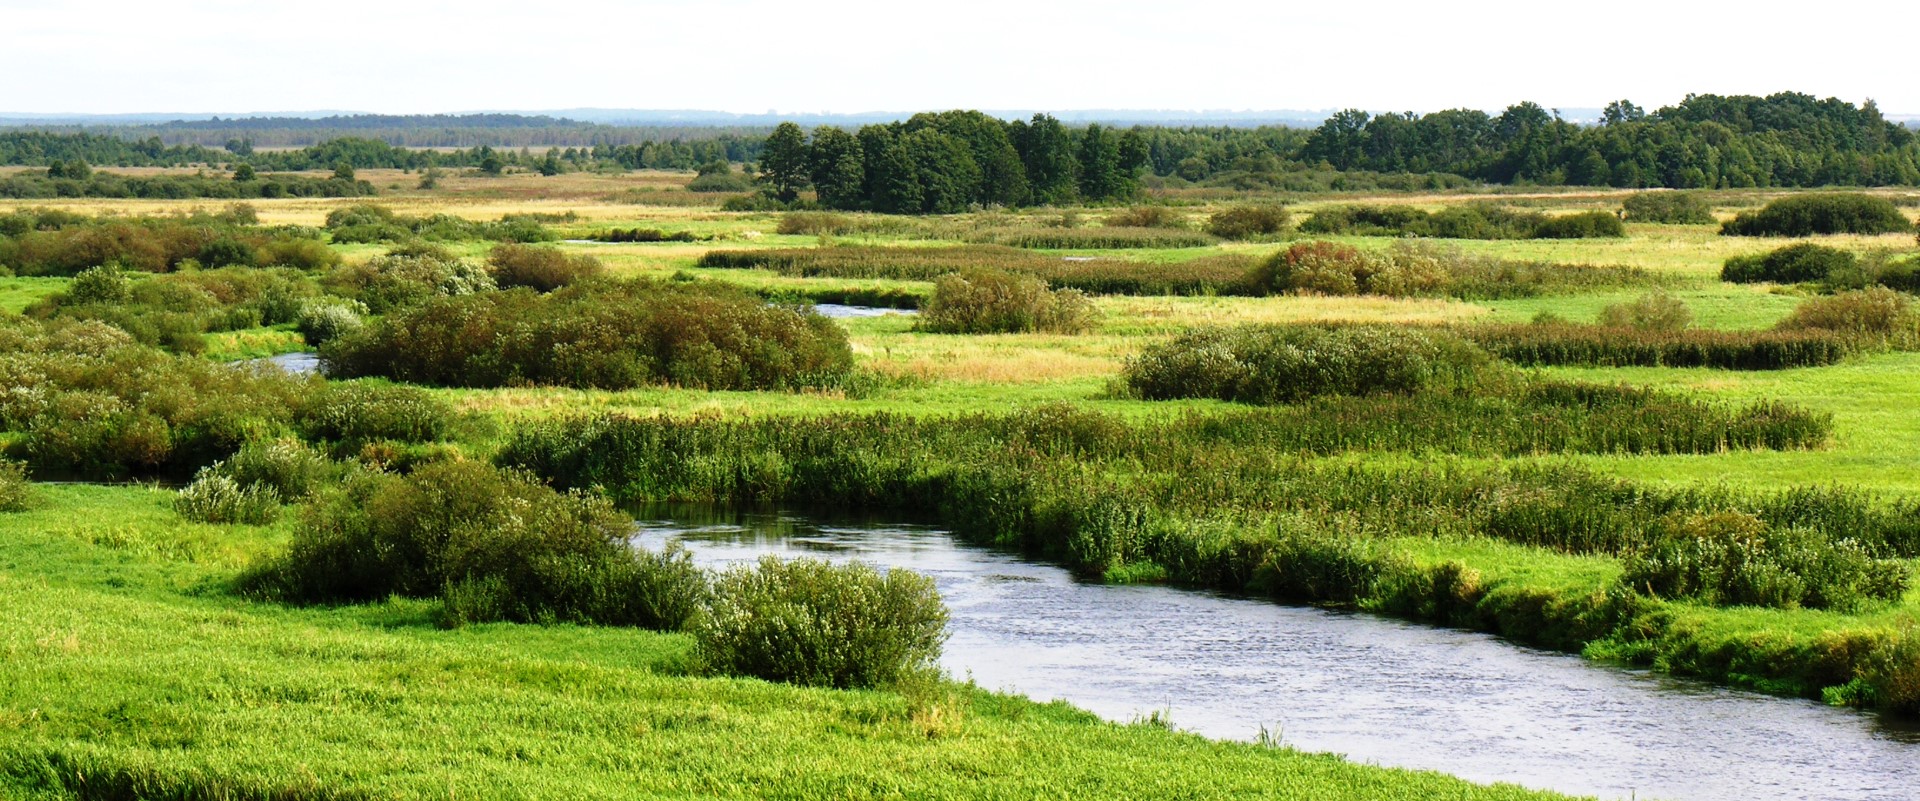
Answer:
[4, 0, 1914, 116]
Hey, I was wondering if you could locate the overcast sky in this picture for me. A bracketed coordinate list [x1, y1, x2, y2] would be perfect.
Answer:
[5, 0, 1914, 116]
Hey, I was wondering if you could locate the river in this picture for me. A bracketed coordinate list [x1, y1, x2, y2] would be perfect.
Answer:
[633, 511, 1920, 801]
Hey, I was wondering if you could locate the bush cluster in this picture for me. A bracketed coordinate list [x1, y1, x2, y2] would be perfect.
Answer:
[323, 280, 856, 391]
[1621, 512, 1910, 611]
[324, 246, 495, 313]
[323, 204, 556, 244]
[917, 268, 1098, 334]
[486, 243, 605, 292]
[26, 265, 320, 353]
[1203, 205, 1291, 240]
[1124, 324, 1501, 404]
[1720, 193, 1914, 237]
[239, 460, 707, 630]
[694, 556, 948, 689]
[296, 380, 452, 447]
[1301, 204, 1626, 240]
[0, 211, 336, 276]
[1621, 192, 1716, 224]
[1105, 206, 1189, 229]
[1777, 287, 1919, 339]
[1722, 243, 1858, 284]
[0, 316, 308, 479]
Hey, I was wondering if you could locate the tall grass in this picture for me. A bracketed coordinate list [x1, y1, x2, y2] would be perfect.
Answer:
[699, 245, 1257, 296]
[1461, 323, 1853, 369]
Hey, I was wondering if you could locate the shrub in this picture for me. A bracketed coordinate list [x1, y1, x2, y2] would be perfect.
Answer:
[67, 264, 133, 304]
[1124, 324, 1501, 404]
[486, 243, 604, 292]
[693, 555, 948, 689]
[0, 458, 33, 512]
[917, 268, 1098, 334]
[1721, 193, 1914, 237]
[1721, 243, 1856, 284]
[1204, 204, 1291, 240]
[1300, 203, 1625, 240]
[1620, 512, 1910, 610]
[1597, 290, 1692, 331]
[1531, 210, 1627, 239]
[174, 472, 280, 525]
[1622, 192, 1716, 224]
[323, 281, 856, 391]
[326, 250, 495, 313]
[688, 170, 755, 193]
[297, 380, 451, 445]
[1106, 206, 1188, 229]
[294, 297, 366, 347]
[1776, 287, 1917, 338]
[239, 460, 707, 629]
[257, 236, 341, 270]
[218, 438, 334, 499]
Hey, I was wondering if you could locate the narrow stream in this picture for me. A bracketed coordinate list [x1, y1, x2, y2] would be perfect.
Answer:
[634, 511, 1920, 801]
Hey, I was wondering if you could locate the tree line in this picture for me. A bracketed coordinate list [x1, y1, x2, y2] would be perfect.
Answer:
[758, 111, 1152, 212]
[0, 132, 763, 173]
[1297, 93, 1920, 187]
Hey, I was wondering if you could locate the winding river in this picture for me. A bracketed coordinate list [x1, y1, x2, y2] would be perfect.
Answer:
[633, 511, 1920, 801]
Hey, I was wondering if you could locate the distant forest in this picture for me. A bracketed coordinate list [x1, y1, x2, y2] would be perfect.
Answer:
[2, 94, 1916, 195]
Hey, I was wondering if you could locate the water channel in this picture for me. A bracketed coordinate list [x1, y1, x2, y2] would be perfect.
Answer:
[633, 511, 1920, 801]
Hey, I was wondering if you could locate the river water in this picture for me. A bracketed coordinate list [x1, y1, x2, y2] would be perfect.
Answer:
[633, 511, 1920, 801]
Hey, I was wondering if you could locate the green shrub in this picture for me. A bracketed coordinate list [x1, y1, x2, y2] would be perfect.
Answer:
[68, 265, 132, 304]
[918, 268, 1098, 334]
[0, 458, 33, 512]
[1597, 290, 1692, 331]
[323, 280, 855, 391]
[239, 461, 708, 629]
[1859, 629, 1920, 715]
[297, 380, 451, 445]
[1531, 210, 1627, 239]
[693, 555, 948, 689]
[1622, 192, 1716, 224]
[486, 243, 604, 292]
[1776, 287, 1917, 337]
[218, 438, 334, 499]
[257, 236, 341, 270]
[174, 472, 281, 525]
[1124, 324, 1501, 404]
[1106, 206, 1188, 229]
[294, 298, 366, 347]
[1203, 205, 1290, 240]
[326, 250, 495, 313]
[1299, 203, 1624, 240]
[1620, 512, 1910, 610]
[1721, 243, 1857, 284]
[1721, 193, 1914, 237]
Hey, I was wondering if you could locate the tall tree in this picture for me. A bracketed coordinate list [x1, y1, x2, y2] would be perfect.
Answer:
[807, 126, 866, 210]
[1077, 124, 1123, 200]
[760, 122, 812, 203]
[1014, 114, 1079, 205]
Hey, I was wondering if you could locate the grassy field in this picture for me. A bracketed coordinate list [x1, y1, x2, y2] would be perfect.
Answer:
[4, 172, 1920, 799]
